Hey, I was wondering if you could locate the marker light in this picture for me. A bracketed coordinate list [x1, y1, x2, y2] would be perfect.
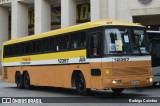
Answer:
[106, 22, 112, 24]
[105, 69, 110, 75]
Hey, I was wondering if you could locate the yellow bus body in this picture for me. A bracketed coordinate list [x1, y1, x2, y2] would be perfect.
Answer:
[2, 19, 153, 92]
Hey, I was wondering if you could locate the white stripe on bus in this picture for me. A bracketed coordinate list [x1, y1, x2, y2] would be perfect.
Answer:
[2, 56, 151, 66]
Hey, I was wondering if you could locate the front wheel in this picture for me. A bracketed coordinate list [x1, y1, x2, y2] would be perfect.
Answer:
[75, 72, 91, 96]
[111, 88, 124, 94]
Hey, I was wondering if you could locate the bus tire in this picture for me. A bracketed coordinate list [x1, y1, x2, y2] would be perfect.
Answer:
[15, 72, 24, 89]
[75, 72, 91, 96]
[24, 72, 32, 90]
[111, 88, 124, 94]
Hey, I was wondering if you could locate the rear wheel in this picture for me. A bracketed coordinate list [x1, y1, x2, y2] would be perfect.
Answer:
[15, 72, 24, 89]
[24, 72, 32, 90]
[75, 72, 91, 96]
[111, 88, 124, 94]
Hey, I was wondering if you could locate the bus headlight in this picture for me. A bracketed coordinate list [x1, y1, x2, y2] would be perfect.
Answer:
[112, 80, 122, 85]
[112, 80, 117, 85]
[146, 77, 153, 83]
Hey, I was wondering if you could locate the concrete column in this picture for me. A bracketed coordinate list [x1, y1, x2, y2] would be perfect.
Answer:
[91, 0, 117, 21]
[101, 0, 109, 19]
[0, 6, 9, 48]
[61, 0, 76, 28]
[108, 0, 116, 19]
[11, 0, 28, 39]
[35, 0, 51, 34]
[116, 0, 132, 22]
[0, 6, 9, 74]
[91, 0, 109, 21]
[91, 0, 101, 21]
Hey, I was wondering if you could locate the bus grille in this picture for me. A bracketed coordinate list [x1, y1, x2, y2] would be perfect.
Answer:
[113, 67, 149, 76]
[3, 67, 8, 79]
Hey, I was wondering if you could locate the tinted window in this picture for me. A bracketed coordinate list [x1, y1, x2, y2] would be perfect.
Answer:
[70, 32, 86, 49]
[90, 32, 101, 56]
[55, 35, 69, 51]
[24, 42, 31, 54]
[3, 30, 87, 58]
[42, 37, 55, 52]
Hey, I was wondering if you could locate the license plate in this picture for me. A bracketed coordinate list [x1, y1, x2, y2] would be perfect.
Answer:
[131, 81, 139, 85]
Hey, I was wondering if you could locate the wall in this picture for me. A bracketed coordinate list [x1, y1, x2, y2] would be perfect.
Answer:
[129, 0, 160, 16]
[0, 49, 1, 75]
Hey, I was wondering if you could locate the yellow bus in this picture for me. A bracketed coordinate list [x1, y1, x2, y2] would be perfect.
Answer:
[2, 19, 153, 95]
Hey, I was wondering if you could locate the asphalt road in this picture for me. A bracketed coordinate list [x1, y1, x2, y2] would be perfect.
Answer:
[0, 75, 160, 106]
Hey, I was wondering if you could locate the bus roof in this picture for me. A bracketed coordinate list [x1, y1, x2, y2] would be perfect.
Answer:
[3, 19, 144, 45]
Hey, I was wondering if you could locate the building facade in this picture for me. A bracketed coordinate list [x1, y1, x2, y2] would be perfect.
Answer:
[0, 0, 160, 72]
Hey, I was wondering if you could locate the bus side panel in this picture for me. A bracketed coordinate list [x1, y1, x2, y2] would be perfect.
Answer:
[3, 64, 91, 89]
[102, 62, 113, 88]
[54, 65, 70, 88]
[90, 62, 103, 89]
[28, 66, 56, 86]
[28, 65, 72, 88]
[2, 66, 17, 83]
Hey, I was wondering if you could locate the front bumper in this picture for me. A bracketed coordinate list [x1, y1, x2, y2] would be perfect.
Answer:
[102, 76, 154, 89]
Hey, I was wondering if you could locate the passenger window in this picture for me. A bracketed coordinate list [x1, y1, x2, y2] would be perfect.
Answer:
[89, 32, 101, 57]
[56, 35, 69, 51]
[24, 42, 31, 55]
[19, 43, 24, 55]
[70, 32, 86, 49]
[79, 32, 86, 48]
[70, 33, 79, 49]
[42, 37, 54, 52]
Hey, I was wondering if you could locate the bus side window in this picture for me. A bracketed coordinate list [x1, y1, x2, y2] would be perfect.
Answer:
[55, 36, 60, 51]
[56, 35, 69, 51]
[42, 37, 55, 52]
[70, 32, 86, 49]
[79, 32, 86, 48]
[70, 33, 78, 49]
[90, 33, 101, 57]
[24, 42, 31, 55]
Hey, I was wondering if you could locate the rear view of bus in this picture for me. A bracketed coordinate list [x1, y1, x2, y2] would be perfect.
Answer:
[147, 31, 160, 85]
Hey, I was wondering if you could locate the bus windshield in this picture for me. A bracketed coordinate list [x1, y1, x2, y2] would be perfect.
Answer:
[104, 28, 149, 55]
